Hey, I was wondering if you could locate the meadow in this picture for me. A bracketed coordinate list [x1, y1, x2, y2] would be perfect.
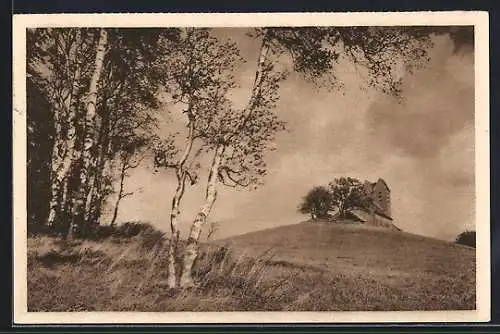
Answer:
[27, 222, 476, 311]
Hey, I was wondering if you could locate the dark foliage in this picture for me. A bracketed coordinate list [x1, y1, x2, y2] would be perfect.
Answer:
[300, 177, 374, 220]
[299, 186, 333, 219]
[27, 78, 54, 233]
[455, 230, 476, 248]
[27, 28, 179, 237]
[267, 27, 336, 79]
[329, 177, 373, 218]
[83, 221, 164, 242]
[30, 221, 166, 249]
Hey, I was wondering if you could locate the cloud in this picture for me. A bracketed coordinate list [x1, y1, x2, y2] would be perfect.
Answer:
[365, 35, 474, 160]
[359, 35, 475, 239]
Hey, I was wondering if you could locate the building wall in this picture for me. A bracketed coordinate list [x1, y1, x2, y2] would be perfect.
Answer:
[372, 179, 391, 217]
[351, 209, 394, 229]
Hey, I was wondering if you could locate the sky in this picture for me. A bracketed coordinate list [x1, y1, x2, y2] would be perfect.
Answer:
[109, 27, 476, 242]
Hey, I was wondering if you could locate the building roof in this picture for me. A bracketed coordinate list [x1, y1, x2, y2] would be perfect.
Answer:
[376, 178, 391, 192]
[374, 209, 393, 221]
[357, 206, 393, 221]
[364, 178, 390, 192]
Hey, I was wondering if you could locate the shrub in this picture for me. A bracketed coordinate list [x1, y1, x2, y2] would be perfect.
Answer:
[75, 221, 165, 243]
[27, 219, 165, 242]
[455, 230, 476, 248]
[135, 225, 166, 251]
[113, 221, 155, 238]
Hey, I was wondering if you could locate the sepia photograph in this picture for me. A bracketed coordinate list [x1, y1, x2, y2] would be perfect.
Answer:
[12, 12, 490, 324]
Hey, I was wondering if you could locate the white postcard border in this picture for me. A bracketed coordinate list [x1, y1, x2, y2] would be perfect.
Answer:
[12, 11, 490, 324]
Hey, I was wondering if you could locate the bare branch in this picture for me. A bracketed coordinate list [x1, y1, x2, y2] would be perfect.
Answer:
[120, 191, 134, 199]
[219, 165, 252, 188]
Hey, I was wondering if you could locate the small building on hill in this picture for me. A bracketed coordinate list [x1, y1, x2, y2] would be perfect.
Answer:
[328, 178, 398, 230]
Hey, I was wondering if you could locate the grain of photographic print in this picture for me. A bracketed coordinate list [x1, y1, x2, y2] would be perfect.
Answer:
[12, 12, 490, 324]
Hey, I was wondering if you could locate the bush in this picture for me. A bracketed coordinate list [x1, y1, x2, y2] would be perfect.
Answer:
[27, 222, 57, 237]
[135, 225, 166, 251]
[27, 217, 165, 242]
[73, 221, 165, 246]
[113, 222, 150, 237]
[455, 230, 476, 248]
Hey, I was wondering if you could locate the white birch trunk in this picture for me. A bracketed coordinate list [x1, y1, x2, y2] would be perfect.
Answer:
[246, 33, 270, 111]
[47, 126, 64, 226]
[176, 29, 271, 286]
[84, 173, 96, 222]
[166, 170, 186, 289]
[47, 29, 82, 227]
[166, 120, 195, 289]
[226, 30, 270, 143]
[179, 144, 224, 288]
[70, 28, 108, 235]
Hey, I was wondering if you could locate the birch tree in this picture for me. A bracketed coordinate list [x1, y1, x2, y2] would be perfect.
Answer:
[83, 28, 178, 229]
[27, 28, 179, 237]
[153, 28, 243, 289]
[68, 28, 108, 238]
[179, 26, 435, 287]
[180, 29, 337, 283]
[27, 28, 96, 231]
[179, 43, 287, 287]
[329, 177, 373, 218]
[110, 137, 148, 226]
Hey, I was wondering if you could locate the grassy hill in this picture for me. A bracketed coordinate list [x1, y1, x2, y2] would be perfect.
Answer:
[27, 221, 475, 312]
[213, 221, 476, 310]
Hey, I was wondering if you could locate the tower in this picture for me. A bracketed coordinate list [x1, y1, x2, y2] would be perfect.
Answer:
[372, 178, 391, 217]
[364, 178, 391, 218]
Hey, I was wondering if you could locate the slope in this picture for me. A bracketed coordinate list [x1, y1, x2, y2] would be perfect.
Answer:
[27, 221, 476, 312]
[211, 221, 476, 310]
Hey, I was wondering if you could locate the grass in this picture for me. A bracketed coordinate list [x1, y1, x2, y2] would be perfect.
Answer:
[27, 221, 476, 311]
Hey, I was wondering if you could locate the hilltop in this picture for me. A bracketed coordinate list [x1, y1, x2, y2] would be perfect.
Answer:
[214, 221, 474, 278]
[27, 221, 475, 311]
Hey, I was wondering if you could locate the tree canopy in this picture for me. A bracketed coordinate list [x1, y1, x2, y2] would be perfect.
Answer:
[329, 177, 373, 218]
[299, 177, 374, 221]
[299, 186, 333, 220]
